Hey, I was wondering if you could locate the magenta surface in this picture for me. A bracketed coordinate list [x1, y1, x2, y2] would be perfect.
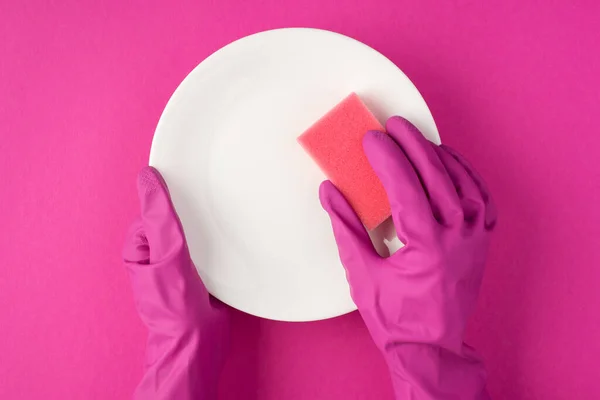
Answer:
[1, 1, 599, 399]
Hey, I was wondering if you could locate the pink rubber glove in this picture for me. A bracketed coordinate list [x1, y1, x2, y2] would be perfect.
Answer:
[320, 117, 496, 399]
[123, 167, 230, 400]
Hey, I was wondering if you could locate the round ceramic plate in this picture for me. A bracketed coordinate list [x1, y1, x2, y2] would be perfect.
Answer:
[149, 28, 439, 321]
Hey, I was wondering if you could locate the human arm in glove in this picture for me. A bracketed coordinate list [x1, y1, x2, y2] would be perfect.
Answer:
[123, 167, 231, 400]
[320, 117, 496, 399]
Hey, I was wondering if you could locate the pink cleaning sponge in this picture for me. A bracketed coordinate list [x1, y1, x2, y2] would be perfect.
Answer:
[298, 93, 391, 230]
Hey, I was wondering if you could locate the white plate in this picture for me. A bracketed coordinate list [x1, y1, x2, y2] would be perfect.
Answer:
[149, 28, 439, 321]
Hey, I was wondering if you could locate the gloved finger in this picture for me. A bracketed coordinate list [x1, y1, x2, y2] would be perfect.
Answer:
[362, 130, 435, 242]
[433, 145, 486, 227]
[137, 166, 186, 263]
[441, 145, 497, 230]
[385, 116, 462, 226]
[122, 217, 149, 264]
[319, 181, 378, 281]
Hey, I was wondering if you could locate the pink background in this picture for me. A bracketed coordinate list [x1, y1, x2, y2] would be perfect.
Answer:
[1, 1, 600, 399]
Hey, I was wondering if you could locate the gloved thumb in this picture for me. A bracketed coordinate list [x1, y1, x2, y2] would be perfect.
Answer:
[319, 181, 377, 282]
[134, 166, 186, 264]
